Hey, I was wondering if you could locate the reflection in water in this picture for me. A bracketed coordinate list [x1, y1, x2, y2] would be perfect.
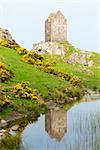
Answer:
[21, 100, 100, 150]
[45, 109, 67, 141]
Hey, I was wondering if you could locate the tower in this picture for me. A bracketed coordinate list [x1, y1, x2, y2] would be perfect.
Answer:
[45, 10, 67, 42]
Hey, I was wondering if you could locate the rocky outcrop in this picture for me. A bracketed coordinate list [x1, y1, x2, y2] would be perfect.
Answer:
[32, 42, 65, 56]
[74, 66, 94, 75]
[0, 28, 15, 44]
[0, 28, 23, 51]
[65, 51, 94, 66]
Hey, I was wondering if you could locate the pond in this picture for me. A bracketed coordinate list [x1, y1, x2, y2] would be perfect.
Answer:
[21, 97, 100, 150]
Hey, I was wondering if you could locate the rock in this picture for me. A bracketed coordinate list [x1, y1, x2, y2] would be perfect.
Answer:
[75, 66, 93, 75]
[0, 129, 8, 139]
[9, 130, 16, 136]
[0, 28, 13, 42]
[0, 129, 7, 133]
[87, 60, 94, 67]
[0, 119, 7, 127]
[0, 28, 19, 46]
[87, 89, 95, 95]
[32, 42, 65, 56]
[11, 125, 19, 131]
[66, 51, 94, 66]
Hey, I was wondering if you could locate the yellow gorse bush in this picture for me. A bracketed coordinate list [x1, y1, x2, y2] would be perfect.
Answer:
[0, 37, 82, 87]
[0, 93, 13, 111]
[22, 51, 82, 86]
[0, 39, 19, 50]
[0, 39, 28, 55]
[13, 82, 44, 103]
[16, 47, 28, 55]
[0, 62, 14, 82]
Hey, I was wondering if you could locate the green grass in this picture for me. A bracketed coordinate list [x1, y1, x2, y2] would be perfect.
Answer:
[0, 45, 100, 92]
[54, 60, 100, 90]
[0, 133, 20, 150]
[0, 46, 68, 99]
[0, 107, 13, 119]
[0, 42, 100, 149]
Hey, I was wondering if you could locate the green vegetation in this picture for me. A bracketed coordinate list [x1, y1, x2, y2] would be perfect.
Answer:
[22, 51, 82, 87]
[13, 81, 42, 102]
[0, 45, 85, 120]
[0, 46, 68, 99]
[0, 93, 13, 112]
[0, 133, 20, 150]
[58, 41, 78, 57]
[54, 61, 100, 90]
[0, 39, 100, 150]
[0, 62, 14, 82]
[47, 84, 84, 104]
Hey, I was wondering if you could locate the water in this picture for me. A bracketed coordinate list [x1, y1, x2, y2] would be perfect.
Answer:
[21, 99, 100, 150]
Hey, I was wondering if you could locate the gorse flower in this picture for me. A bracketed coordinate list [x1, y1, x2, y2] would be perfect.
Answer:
[0, 62, 14, 82]
[0, 93, 13, 111]
[13, 82, 44, 103]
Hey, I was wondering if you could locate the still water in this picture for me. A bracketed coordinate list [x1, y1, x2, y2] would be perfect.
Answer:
[21, 99, 100, 150]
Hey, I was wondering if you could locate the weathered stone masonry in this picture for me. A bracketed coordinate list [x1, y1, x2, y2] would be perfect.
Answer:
[45, 10, 67, 42]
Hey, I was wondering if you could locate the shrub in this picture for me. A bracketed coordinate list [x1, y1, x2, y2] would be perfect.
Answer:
[0, 93, 13, 111]
[22, 51, 82, 87]
[13, 82, 44, 103]
[47, 84, 84, 103]
[0, 39, 19, 50]
[69, 76, 82, 87]
[16, 47, 28, 55]
[41, 66, 55, 74]
[0, 62, 14, 82]
[22, 51, 44, 66]
[35, 59, 43, 66]
[62, 84, 84, 99]
[27, 51, 44, 61]
[0, 133, 20, 150]
[0, 39, 28, 56]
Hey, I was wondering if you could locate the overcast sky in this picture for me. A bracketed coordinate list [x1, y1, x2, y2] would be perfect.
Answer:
[0, 0, 100, 52]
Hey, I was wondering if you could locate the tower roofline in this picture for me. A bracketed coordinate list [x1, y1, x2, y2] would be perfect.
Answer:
[46, 10, 66, 22]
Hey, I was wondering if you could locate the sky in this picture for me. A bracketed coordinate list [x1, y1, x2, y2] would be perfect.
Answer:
[0, 0, 100, 52]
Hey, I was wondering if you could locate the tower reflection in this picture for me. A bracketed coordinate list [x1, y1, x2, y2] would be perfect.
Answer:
[45, 108, 67, 141]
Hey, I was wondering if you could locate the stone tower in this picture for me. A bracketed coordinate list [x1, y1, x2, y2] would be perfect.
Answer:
[45, 10, 67, 42]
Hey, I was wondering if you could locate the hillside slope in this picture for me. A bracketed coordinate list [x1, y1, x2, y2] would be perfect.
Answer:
[0, 46, 68, 99]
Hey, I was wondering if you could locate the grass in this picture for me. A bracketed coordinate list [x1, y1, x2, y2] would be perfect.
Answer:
[0, 107, 13, 119]
[0, 45, 99, 119]
[0, 45, 99, 150]
[54, 61, 100, 90]
[0, 46, 68, 99]
[0, 133, 20, 150]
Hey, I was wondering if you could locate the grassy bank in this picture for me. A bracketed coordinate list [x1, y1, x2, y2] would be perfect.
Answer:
[0, 46, 68, 99]
[0, 45, 99, 119]
[0, 44, 100, 150]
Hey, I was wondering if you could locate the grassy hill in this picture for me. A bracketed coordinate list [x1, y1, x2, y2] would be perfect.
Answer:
[43, 42, 100, 90]
[0, 46, 69, 97]
[54, 57, 100, 90]
[0, 43, 100, 119]
[0, 46, 68, 119]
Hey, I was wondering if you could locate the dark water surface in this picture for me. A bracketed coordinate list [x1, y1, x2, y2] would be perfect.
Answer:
[21, 98, 100, 150]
